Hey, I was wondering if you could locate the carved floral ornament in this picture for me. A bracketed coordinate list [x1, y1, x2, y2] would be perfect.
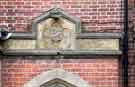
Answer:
[0, 8, 122, 55]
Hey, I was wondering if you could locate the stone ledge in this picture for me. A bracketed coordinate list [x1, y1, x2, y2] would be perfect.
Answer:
[11, 32, 36, 39]
[77, 32, 123, 39]
[1, 49, 122, 56]
[11, 32, 123, 39]
[61, 50, 122, 56]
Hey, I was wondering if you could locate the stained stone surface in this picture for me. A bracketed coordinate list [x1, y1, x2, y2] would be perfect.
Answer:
[37, 18, 76, 50]
[1, 38, 120, 51]
[77, 39, 119, 50]
[4, 40, 36, 49]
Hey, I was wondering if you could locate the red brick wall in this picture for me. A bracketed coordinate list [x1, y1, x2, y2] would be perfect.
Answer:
[2, 58, 119, 87]
[0, 0, 124, 87]
[0, 0, 124, 32]
[128, 0, 135, 87]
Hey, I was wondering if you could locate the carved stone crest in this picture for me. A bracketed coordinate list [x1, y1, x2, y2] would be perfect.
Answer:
[37, 16, 76, 50]
[49, 27, 63, 42]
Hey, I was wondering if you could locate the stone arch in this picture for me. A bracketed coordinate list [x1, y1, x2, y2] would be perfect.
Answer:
[23, 68, 92, 87]
[40, 78, 76, 87]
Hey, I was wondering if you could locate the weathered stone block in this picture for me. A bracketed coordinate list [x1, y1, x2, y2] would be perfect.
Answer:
[77, 39, 119, 50]
[4, 40, 36, 49]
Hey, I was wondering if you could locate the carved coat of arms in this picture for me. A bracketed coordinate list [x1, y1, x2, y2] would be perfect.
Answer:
[37, 17, 75, 50]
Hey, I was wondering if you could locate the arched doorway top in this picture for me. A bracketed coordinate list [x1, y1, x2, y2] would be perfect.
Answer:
[23, 68, 92, 87]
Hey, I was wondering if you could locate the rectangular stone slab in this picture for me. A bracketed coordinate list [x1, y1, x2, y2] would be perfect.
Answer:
[4, 40, 36, 49]
[3, 39, 119, 51]
[76, 39, 119, 50]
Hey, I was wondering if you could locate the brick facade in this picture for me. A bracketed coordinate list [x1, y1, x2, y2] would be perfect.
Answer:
[0, 0, 126, 87]
[2, 58, 119, 87]
[0, 0, 124, 32]
[128, 0, 135, 87]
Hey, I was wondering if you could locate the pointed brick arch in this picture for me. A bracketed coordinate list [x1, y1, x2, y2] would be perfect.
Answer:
[23, 69, 92, 87]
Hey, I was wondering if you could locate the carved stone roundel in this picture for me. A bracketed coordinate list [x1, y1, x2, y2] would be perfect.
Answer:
[49, 27, 63, 42]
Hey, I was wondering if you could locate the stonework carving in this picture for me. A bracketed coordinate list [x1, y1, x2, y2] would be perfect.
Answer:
[37, 17, 76, 50]
[0, 8, 121, 55]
